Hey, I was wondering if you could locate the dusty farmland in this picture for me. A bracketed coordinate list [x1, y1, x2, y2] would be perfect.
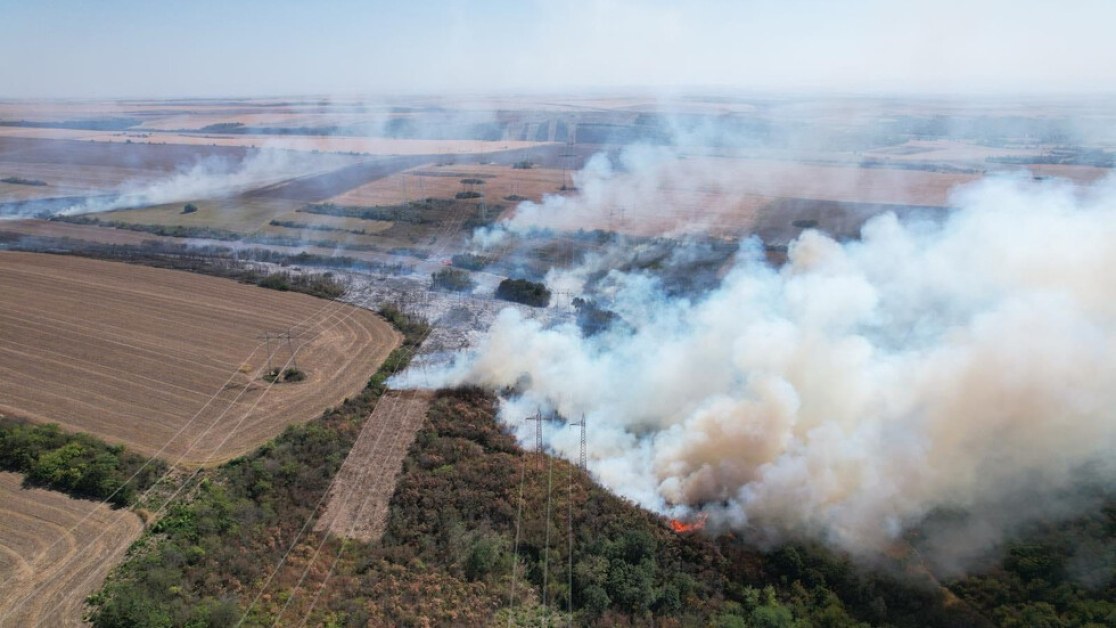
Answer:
[0, 472, 143, 627]
[315, 390, 432, 542]
[328, 162, 571, 207]
[0, 252, 400, 465]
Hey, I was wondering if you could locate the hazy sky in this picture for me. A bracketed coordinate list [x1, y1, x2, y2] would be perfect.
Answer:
[2, 0, 1115, 98]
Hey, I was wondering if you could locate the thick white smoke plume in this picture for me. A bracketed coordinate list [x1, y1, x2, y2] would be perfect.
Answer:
[402, 172, 1116, 571]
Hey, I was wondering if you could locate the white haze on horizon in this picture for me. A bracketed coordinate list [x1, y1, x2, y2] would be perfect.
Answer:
[395, 171, 1116, 573]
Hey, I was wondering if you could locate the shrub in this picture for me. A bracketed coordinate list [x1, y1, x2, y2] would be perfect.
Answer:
[256, 274, 290, 291]
[264, 367, 305, 383]
[451, 253, 489, 271]
[431, 267, 476, 292]
[0, 418, 164, 507]
[181, 203, 198, 214]
[2, 176, 47, 186]
[495, 278, 550, 307]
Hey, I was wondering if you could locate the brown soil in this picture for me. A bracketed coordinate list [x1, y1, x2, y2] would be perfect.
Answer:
[0, 251, 401, 466]
[329, 163, 570, 208]
[0, 472, 143, 627]
[314, 390, 432, 542]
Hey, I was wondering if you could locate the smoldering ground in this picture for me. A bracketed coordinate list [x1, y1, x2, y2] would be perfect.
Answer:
[395, 161, 1116, 576]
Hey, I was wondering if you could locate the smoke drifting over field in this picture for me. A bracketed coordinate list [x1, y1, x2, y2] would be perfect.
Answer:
[68, 148, 340, 216]
[0, 147, 341, 219]
[403, 171, 1116, 571]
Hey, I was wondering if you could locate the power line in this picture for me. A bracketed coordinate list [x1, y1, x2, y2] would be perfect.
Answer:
[542, 451, 554, 626]
[567, 454, 575, 626]
[0, 297, 342, 626]
[26, 300, 358, 627]
[506, 452, 529, 628]
[239, 320, 436, 627]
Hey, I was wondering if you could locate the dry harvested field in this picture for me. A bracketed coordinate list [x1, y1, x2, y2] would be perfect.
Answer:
[0, 252, 400, 465]
[0, 163, 165, 201]
[315, 390, 432, 542]
[0, 218, 167, 245]
[328, 162, 570, 208]
[0, 472, 143, 627]
[99, 196, 306, 233]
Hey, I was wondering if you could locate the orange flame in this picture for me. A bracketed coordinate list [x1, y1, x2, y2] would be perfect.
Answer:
[668, 512, 708, 534]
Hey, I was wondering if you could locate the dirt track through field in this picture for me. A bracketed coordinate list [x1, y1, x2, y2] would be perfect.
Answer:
[315, 391, 432, 542]
[0, 252, 400, 465]
[0, 472, 143, 627]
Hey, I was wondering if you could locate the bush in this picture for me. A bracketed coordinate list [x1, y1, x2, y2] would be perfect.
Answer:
[2, 176, 47, 186]
[264, 367, 306, 383]
[451, 253, 490, 271]
[254, 271, 346, 299]
[0, 419, 164, 507]
[431, 267, 475, 292]
[181, 203, 198, 214]
[256, 273, 290, 291]
[495, 278, 551, 307]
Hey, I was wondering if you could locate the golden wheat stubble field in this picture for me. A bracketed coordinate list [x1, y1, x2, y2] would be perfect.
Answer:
[0, 251, 400, 466]
[0, 472, 143, 627]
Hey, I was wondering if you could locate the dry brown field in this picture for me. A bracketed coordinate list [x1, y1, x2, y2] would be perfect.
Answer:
[0, 252, 400, 465]
[0, 219, 164, 245]
[314, 391, 432, 542]
[328, 162, 569, 208]
[0, 472, 143, 627]
[101, 196, 305, 233]
[0, 162, 164, 201]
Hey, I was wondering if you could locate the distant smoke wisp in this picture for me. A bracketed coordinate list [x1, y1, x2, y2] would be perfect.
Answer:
[57, 148, 339, 216]
[403, 173, 1116, 570]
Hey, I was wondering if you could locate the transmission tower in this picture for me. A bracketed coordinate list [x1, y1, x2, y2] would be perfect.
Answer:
[525, 408, 543, 453]
[284, 329, 299, 372]
[570, 414, 587, 469]
[260, 332, 274, 373]
[560, 117, 577, 191]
